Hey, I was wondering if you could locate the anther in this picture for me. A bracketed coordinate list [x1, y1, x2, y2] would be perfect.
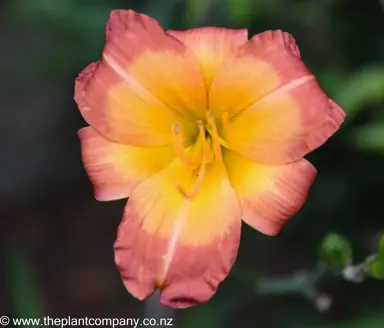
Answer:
[174, 123, 181, 134]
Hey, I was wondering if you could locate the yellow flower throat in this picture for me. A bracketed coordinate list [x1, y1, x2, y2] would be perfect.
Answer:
[170, 111, 230, 200]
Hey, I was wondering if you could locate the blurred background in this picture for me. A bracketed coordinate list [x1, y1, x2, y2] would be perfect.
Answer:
[1, 0, 384, 327]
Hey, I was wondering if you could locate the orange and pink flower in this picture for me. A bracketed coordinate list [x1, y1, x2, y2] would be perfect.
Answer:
[75, 10, 345, 308]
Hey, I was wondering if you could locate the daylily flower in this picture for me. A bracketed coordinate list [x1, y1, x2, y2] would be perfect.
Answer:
[75, 9, 345, 308]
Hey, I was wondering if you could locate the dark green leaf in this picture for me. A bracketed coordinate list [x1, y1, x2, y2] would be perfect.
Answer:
[353, 124, 384, 153]
[318, 233, 353, 270]
[366, 237, 384, 280]
[378, 234, 384, 255]
[183, 0, 213, 25]
[182, 296, 243, 328]
[335, 66, 384, 124]
[8, 248, 41, 318]
[226, 0, 257, 24]
[366, 255, 384, 280]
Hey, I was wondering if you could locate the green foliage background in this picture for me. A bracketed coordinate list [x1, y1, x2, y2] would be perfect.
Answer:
[1, 0, 383, 327]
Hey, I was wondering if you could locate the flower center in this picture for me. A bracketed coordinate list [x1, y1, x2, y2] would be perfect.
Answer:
[170, 111, 229, 199]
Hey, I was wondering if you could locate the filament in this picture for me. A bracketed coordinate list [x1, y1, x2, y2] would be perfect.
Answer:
[177, 125, 211, 200]
[171, 123, 201, 169]
[205, 112, 223, 163]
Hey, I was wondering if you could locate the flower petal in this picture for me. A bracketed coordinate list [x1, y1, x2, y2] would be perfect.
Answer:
[75, 62, 175, 146]
[225, 82, 345, 164]
[209, 30, 305, 118]
[75, 10, 206, 146]
[114, 159, 241, 308]
[104, 10, 207, 119]
[224, 150, 317, 236]
[210, 31, 345, 164]
[78, 127, 175, 201]
[168, 27, 248, 88]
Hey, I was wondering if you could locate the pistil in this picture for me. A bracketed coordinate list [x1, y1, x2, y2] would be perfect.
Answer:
[171, 112, 228, 200]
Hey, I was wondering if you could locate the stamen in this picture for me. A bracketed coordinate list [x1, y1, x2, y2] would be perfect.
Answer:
[204, 139, 214, 164]
[171, 123, 201, 169]
[177, 128, 211, 200]
[177, 161, 207, 200]
[205, 112, 223, 162]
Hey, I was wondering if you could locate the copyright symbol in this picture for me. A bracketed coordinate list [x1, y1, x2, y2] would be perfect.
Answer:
[0, 316, 9, 326]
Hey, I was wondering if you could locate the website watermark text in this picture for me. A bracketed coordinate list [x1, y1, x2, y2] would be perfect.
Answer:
[0, 315, 174, 328]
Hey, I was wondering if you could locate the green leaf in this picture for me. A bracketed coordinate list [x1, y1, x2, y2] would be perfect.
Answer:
[365, 235, 384, 280]
[182, 296, 243, 328]
[226, 0, 258, 24]
[366, 255, 384, 280]
[183, 0, 214, 26]
[8, 248, 41, 318]
[335, 65, 384, 125]
[353, 123, 384, 153]
[145, 0, 179, 29]
[182, 302, 219, 328]
[378, 234, 384, 255]
[9, 0, 109, 37]
[318, 233, 352, 270]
